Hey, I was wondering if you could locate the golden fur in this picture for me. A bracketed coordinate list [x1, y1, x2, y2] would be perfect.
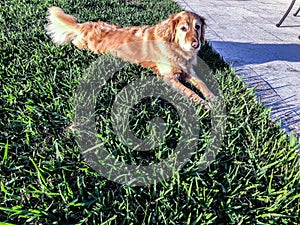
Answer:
[46, 7, 214, 107]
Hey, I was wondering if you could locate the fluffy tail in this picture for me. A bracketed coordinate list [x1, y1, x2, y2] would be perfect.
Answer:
[46, 7, 81, 45]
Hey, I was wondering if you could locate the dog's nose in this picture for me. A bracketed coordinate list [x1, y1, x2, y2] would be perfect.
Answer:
[191, 41, 199, 49]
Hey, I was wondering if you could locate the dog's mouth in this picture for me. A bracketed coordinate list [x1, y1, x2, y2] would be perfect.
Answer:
[174, 33, 202, 53]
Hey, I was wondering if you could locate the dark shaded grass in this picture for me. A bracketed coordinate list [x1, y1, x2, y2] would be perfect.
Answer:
[0, 0, 299, 224]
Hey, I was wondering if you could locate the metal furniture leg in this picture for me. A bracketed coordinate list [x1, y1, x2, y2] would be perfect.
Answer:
[294, 6, 300, 16]
[276, 0, 297, 27]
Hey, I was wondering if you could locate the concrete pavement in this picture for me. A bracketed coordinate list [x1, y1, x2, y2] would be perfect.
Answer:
[175, 0, 300, 135]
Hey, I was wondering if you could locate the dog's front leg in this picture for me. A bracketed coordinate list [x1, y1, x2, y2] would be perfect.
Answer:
[184, 72, 215, 101]
[163, 76, 210, 110]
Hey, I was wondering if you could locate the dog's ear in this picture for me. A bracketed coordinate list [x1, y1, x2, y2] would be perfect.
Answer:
[158, 13, 179, 42]
[199, 16, 206, 46]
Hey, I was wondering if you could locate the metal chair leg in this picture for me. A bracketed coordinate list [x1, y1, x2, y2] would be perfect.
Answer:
[294, 6, 300, 16]
[276, 0, 297, 27]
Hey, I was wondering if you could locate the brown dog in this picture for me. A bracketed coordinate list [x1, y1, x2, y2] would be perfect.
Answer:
[46, 7, 214, 107]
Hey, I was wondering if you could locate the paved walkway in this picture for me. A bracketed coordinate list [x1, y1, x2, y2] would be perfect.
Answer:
[175, 0, 300, 135]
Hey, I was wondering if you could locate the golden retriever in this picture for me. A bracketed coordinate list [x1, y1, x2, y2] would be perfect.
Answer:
[46, 7, 214, 108]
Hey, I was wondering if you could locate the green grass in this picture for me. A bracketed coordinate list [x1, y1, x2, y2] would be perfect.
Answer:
[1, 0, 300, 224]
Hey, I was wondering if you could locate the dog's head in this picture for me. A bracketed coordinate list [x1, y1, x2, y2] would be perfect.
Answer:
[161, 11, 206, 52]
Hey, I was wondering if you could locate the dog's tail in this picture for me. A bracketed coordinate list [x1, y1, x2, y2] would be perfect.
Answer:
[46, 7, 81, 46]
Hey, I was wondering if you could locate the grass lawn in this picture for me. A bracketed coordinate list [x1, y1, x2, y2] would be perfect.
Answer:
[1, 0, 300, 224]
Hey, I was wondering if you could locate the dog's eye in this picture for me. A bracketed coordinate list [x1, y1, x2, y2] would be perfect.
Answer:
[195, 25, 201, 30]
[180, 26, 187, 32]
